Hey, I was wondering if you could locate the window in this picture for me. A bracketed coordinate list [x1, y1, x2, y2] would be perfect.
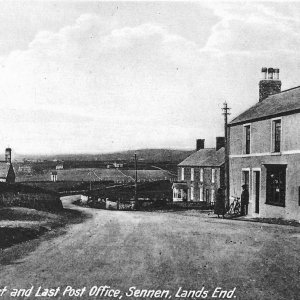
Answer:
[181, 167, 184, 180]
[199, 186, 203, 201]
[211, 189, 215, 203]
[191, 186, 194, 201]
[272, 119, 281, 153]
[242, 170, 250, 187]
[266, 164, 286, 207]
[211, 169, 215, 183]
[191, 168, 194, 181]
[244, 125, 251, 154]
[200, 168, 204, 182]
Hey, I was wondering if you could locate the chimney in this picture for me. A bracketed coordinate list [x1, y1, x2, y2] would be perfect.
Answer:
[216, 137, 225, 151]
[5, 148, 11, 164]
[196, 139, 205, 151]
[259, 67, 281, 102]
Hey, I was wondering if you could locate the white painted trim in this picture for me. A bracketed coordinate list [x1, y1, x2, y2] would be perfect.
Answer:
[230, 149, 300, 158]
[270, 117, 282, 153]
[251, 168, 261, 215]
[282, 149, 300, 155]
[230, 153, 270, 158]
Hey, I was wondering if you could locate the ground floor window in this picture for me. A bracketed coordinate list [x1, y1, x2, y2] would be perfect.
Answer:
[265, 164, 286, 207]
[190, 186, 194, 201]
[200, 187, 203, 201]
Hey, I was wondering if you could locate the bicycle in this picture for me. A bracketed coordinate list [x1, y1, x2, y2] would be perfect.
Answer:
[227, 196, 241, 215]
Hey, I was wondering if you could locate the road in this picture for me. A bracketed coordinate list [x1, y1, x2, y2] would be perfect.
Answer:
[0, 196, 299, 300]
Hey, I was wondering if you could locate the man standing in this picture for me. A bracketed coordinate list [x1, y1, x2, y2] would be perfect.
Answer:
[241, 184, 249, 216]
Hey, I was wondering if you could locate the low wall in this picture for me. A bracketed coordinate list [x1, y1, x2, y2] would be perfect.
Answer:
[0, 192, 63, 211]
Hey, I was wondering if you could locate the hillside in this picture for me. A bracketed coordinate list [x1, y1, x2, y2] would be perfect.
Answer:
[15, 149, 194, 163]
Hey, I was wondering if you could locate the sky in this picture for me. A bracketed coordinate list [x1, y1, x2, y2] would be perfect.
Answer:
[1, 0, 300, 155]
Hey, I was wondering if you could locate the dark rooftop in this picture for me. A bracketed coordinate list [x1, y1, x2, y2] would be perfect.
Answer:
[178, 148, 225, 167]
[229, 86, 300, 126]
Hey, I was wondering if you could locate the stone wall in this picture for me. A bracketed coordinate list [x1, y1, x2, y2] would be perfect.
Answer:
[0, 192, 63, 211]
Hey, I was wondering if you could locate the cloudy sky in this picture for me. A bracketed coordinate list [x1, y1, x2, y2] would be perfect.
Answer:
[0, 1, 300, 155]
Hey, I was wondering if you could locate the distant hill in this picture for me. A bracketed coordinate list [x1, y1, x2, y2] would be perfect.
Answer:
[15, 149, 194, 164]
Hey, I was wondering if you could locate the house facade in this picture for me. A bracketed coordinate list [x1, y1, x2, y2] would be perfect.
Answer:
[229, 67, 300, 220]
[172, 138, 225, 205]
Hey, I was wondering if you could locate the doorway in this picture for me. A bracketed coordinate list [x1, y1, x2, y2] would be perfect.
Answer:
[253, 171, 260, 214]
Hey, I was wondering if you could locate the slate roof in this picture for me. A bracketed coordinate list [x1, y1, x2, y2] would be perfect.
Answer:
[178, 148, 225, 167]
[229, 86, 300, 126]
[0, 162, 11, 178]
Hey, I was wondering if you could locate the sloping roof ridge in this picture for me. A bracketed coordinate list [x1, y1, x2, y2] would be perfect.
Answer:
[275, 85, 300, 95]
[229, 85, 300, 125]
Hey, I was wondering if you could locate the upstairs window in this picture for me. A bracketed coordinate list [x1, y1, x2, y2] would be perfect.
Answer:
[191, 168, 194, 181]
[244, 125, 251, 154]
[200, 168, 203, 182]
[211, 169, 215, 183]
[272, 119, 281, 153]
[181, 167, 184, 180]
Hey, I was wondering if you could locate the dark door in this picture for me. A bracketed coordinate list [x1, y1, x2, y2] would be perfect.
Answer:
[254, 171, 260, 213]
[206, 189, 209, 203]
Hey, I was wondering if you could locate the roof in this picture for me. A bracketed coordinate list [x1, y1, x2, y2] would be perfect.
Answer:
[172, 182, 188, 189]
[178, 148, 225, 167]
[229, 86, 300, 126]
[0, 162, 11, 178]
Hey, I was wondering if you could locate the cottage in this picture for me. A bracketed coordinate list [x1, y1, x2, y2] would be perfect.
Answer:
[173, 138, 225, 205]
[228, 67, 300, 220]
[0, 148, 15, 183]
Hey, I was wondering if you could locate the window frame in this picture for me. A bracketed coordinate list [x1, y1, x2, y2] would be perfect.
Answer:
[243, 124, 251, 154]
[191, 167, 194, 181]
[271, 117, 282, 153]
[265, 164, 286, 207]
[199, 186, 203, 201]
[200, 168, 204, 182]
[211, 168, 215, 183]
[190, 186, 194, 201]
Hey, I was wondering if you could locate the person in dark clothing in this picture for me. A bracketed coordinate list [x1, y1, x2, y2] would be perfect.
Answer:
[214, 188, 225, 218]
[241, 184, 249, 216]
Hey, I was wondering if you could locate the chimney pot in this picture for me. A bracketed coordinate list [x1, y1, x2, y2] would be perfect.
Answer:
[196, 139, 205, 151]
[261, 67, 267, 79]
[5, 148, 11, 164]
[268, 67, 274, 79]
[259, 67, 281, 102]
[216, 137, 225, 151]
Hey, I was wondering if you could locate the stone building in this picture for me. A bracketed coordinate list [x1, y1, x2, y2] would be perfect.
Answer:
[172, 138, 225, 205]
[0, 148, 15, 183]
[228, 67, 300, 220]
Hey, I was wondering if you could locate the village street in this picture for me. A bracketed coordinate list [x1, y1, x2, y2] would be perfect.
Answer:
[0, 196, 299, 300]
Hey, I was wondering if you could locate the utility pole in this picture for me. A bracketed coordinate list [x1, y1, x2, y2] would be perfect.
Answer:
[134, 152, 138, 209]
[222, 102, 231, 208]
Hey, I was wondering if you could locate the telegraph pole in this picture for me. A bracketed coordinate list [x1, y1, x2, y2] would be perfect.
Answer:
[134, 152, 138, 209]
[222, 102, 231, 208]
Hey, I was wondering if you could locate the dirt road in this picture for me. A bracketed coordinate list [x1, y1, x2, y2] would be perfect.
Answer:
[0, 196, 299, 300]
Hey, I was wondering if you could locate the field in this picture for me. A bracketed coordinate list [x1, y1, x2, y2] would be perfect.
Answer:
[16, 168, 174, 183]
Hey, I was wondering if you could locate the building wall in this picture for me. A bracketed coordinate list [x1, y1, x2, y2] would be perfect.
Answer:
[229, 113, 300, 220]
[177, 166, 223, 203]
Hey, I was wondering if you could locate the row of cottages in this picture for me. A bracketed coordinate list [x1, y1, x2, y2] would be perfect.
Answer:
[229, 67, 300, 220]
[172, 138, 225, 205]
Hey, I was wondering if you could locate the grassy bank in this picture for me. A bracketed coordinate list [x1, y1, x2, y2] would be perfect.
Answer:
[0, 206, 89, 265]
